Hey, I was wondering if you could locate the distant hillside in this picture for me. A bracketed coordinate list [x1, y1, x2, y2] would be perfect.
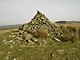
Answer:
[0, 24, 22, 30]
[55, 21, 67, 24]
[55, 21, 80, 24]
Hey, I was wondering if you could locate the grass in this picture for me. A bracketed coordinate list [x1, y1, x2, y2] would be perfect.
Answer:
[59, 23, 80, 43]
[0, 24, 80, 60]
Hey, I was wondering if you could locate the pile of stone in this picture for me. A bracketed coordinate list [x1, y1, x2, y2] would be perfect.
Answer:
[15, 11, 63, 45]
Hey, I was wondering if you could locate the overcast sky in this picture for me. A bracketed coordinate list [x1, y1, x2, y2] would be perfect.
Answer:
[0, 0, 80, 25]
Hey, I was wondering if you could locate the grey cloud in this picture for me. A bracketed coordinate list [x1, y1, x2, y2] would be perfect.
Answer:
[0, 0, 80, 25]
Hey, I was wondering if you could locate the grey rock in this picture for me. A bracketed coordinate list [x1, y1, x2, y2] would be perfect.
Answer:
[25, 34, 33, 40]
[28, 39, 35, 44]
[32, 38, 38, 42]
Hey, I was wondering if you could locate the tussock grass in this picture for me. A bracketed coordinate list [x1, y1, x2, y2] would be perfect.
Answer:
[37, 28, 49, 39]
[59, 24, 80, 43]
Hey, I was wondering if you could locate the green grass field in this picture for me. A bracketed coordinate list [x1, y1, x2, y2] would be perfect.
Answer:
[0, 25, 80, 60]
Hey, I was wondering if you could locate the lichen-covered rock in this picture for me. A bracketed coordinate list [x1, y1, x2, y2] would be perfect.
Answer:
[14, 10, 63, 45]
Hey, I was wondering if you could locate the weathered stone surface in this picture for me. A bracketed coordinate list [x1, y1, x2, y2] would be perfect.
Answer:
[14, 10, 63, 45]
[32, 38, 38, 42]
[25, 34, 33, 40]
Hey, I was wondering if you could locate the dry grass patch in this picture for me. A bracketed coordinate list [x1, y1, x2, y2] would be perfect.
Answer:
[59, 23, 80, 43]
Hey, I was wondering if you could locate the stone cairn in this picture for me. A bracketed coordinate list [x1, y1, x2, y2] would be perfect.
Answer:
[15, 11, 63, 45]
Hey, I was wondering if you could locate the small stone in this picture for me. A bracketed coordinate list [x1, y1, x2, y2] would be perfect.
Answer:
[28, 39, 35, 44]
[6, 56, 9, 60]
[7, 52, 10, 54]
[54, 38, 61, 42]
[51, 53, 54, 57]
[4, 41, 10, 45]
[41, 17, 45, 20]
[10, 44, 13, 48]
[12, 35, 16, 38]
[10, 40, 13, 43]
[57, 49, 64, 54]
[32, 38, 38, 42]
[25, 34, 33, 40]
[43, 40, 47, 45]
[17, 37, 23, 41]
[13, 58, 16, 60]
[3, 39, 6, 42]
[32, 21, 35, 24]
[11, 33, 14, 35]
[40, 43, 42, 46]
